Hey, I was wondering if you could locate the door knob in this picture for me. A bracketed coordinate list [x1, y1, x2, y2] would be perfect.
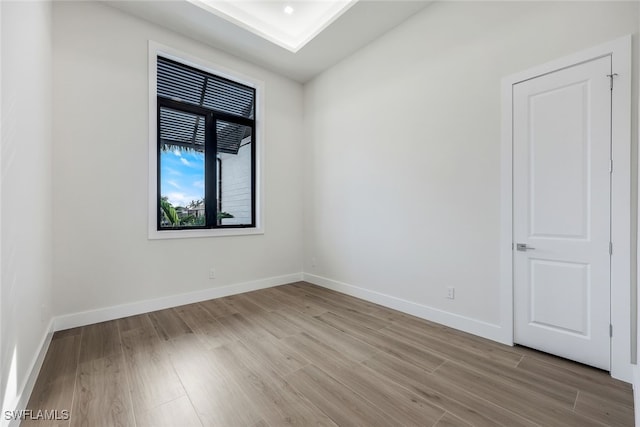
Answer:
[516, 243, 535, 251]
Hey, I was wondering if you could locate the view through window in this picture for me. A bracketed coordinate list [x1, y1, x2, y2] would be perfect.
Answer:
[157, 57, 256, 230]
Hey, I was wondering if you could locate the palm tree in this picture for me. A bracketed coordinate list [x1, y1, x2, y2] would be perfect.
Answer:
[161, 197, 234, 226]
[160, 197, 180, 226]
[187, 199, 203, 209]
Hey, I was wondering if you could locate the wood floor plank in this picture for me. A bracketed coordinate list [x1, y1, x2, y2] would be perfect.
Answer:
[284, 286, 390, 331]
[434, 412, 473, 427]
[574, 390, 635, 426]
[280, 284, 363, 315]
[135, 396, 203, 427]
[24, 335, 81, 427]
[286, 323, 452, 427]
[120, 322, 186, 414]
[515, 344, 632, 392]
[220, 294, 267, 316]
[278, 307, 377, 362]
[117, 313, 152, 333]
[78, 320, 121, 363]
[517, 355, 634, 408]
[211, 344, 339, 427]
[434, 360, 604, 426]
[166, 334, 227, 386]
[173, 302, 215, 328]
[52, 327, 82, 340]
[315, 311, 445, 371]
[327, 306, 390, 331]
[381, 322, 578, 407]
[71, 355, 134, 427]
[222, 340, 291, 390]
[290, 283, 402, 320]
[281, 332, 359, 372]
[242, 289, 288, 311]
[216, 312, 271, 340]
[198, 298, 238, 318]
[264, 286, 328, 316]
[182, 377, 266, 427]
[286, 364, 398, 427]
[173, 303, 238, 349]
[361, 351, 537, 427]
[274, 285, 342, 312]
[306, 353, 446, 426]
[382, 321, 518, 367]
[241, 333, 309, 376]
[149, 308, 193, 340]
[387, 317, 523, 366]
[255, 310, 302, 339]
[167, 335, 272, 427]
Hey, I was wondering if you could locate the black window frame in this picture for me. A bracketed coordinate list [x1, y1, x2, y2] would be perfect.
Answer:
[156, 57, 257, 231]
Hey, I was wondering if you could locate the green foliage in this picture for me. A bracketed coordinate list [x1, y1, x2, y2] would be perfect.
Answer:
[180, 215, 206, 226]
[160, 198, 180, 226]
[161, 197, 230, 226]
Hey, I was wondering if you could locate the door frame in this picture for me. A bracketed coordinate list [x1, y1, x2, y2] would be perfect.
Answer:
[500, 35, 632, 381]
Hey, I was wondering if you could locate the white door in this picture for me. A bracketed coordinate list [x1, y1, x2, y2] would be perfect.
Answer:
[513, 55, 611, 370]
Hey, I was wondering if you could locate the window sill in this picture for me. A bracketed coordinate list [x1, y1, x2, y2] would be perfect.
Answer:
[148, 227, 264, 240]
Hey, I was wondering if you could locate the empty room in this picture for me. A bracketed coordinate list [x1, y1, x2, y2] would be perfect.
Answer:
[1, 0, 640, 425]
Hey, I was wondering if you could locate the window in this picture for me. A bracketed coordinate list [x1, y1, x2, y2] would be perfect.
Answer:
[152, 53, 259, 236]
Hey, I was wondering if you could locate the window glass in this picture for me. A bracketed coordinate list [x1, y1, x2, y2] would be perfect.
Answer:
[159, 107, 206, 228]
[155, 56, 256, 231]
[217, 121, 253, 226]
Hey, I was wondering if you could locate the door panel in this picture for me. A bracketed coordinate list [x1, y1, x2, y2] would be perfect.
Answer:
[529, 81, 589, 239]
[529, 259, 589, 335]
[513, 55, 611, 370]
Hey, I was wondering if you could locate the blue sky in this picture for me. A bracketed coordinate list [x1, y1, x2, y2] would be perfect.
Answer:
[160, 149, 205, 207]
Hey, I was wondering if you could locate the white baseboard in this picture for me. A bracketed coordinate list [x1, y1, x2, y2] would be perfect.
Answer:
[3, 319, 54, 427]
[53, 273, 303, 331]
[303, 273, 509, 345]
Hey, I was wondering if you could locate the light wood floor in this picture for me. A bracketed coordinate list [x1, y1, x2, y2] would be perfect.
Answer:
[24, 282, 633, 426]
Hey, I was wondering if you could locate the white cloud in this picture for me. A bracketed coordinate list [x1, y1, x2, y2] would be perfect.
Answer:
[173, 149, 182, 157]
[166, 167, 182, 176]
[165, 192, 203, 207]
[180, 158, 191, 167]
[167, 180, 181, 189]
[193, 180, 204, 189]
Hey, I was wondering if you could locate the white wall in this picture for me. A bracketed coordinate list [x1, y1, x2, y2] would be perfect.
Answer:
[303, 2, 638, 330]
[0, 0, 53, 420]
[52, 2, 304, 317]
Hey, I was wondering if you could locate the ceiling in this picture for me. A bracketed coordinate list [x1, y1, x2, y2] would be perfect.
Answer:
[105, 0, 432, 83]
[186, 0, 359, 53]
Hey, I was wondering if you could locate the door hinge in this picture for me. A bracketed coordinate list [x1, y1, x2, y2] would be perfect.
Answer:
[609, 242, 613, 255]
[607, 73, 618, 90]
[609, 159, 613, 173]
[610, 324, 613, 337]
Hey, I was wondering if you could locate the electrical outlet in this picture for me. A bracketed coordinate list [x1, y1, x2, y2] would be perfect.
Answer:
[446, 287, 455, 299]
[209, 268, 216, 279]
